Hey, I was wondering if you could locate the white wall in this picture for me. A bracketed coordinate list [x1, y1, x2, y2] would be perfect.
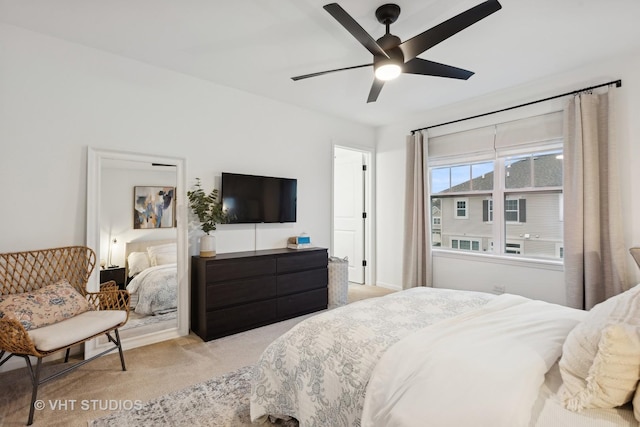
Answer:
[376, 47, 640, 303]
[0, 24, 375, 258]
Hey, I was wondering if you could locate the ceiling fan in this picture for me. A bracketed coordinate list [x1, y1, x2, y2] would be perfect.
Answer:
[291, 0, 502, 103]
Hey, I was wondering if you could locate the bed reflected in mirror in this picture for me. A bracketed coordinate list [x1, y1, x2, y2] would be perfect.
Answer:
[118, 238, 178, 340]
[86, 149, 188, 358]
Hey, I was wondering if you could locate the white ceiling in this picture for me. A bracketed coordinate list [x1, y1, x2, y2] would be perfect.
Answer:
[2, 0, 640, 127]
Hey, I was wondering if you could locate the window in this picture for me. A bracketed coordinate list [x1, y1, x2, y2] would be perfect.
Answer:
[427, 112, 563, 260]
[455, 198, 468, 219]
[484, 199, 493, 222]
[451, 237, 481, 252]
[504, 198, 526, 223]
[505, 241, 522, 254]
[429, 150, 563, 260]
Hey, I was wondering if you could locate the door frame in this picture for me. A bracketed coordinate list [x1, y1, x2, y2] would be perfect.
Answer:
[331, 143, 375, 286]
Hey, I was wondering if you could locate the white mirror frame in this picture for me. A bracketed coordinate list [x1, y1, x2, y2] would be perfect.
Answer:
[85, 147, 189, 358]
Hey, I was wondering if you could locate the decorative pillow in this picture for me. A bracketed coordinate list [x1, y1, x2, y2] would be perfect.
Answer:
[147, 243, 176, 266]
[0, 280, 93, 331]
[558, 283, 640, 411]
[127, 251, 150, 276]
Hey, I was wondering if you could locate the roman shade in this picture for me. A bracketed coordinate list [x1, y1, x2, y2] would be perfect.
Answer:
[428, 111, 563, 164]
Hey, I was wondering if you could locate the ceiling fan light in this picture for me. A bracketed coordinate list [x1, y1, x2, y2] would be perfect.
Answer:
[375, 63, 401, 81]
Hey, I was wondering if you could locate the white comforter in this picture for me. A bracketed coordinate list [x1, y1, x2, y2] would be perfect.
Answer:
[126, 263, 177, 315]
[251, 287, 495, 426]
[361, 294, 587, 427]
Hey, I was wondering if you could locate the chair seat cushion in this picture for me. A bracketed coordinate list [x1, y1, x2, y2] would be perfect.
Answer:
[28, 310, 127, 352]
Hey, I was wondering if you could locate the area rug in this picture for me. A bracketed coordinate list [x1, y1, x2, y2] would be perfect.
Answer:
[121, 310, 177, 330]
[89, 365, 298, 426]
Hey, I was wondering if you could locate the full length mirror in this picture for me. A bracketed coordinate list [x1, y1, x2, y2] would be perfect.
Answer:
[86, 148, 188, 358]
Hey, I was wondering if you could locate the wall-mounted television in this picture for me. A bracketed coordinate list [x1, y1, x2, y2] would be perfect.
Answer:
[221, 172, 297, 224]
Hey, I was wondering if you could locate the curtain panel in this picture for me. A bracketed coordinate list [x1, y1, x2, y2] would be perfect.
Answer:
[563, 88, 627, 309]
[402, 131, 432, 289]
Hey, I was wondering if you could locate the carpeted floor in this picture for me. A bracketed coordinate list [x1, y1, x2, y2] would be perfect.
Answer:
[0, 284, 395, 427]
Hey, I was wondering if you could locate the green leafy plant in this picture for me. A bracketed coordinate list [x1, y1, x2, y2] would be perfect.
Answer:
[187, 178, 231, 234]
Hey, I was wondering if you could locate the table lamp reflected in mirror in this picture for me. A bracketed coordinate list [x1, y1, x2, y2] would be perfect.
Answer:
[107, 237, 119, 268]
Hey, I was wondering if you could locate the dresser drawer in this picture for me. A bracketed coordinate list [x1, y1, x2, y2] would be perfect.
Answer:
[206, 299, 277, 340]
[277, 268, 327, 296]
[277, 288, 328, 319]
[206, 276, 277, 310]
[277, 251, 327, 274]
[205, 257, 276, 282]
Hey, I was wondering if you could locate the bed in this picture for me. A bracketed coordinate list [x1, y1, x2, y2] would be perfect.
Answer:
[250, 286, 640, 427]
[124, 239, 178, 316]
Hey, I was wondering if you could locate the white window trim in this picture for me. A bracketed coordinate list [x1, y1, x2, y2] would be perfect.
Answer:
[433, 247, 564, 271]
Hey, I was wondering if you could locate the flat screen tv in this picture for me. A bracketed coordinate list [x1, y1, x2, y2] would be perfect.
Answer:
[221, 172, 297, 224]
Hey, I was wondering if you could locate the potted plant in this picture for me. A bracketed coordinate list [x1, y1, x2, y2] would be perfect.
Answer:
[187, 178, 231, 257]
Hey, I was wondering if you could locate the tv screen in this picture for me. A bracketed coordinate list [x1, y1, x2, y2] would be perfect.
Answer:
[221, 172, 297, 223]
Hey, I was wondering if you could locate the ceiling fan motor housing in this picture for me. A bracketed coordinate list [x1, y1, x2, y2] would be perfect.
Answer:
[374, 5, 404, 72]
[374, 34, 404, 71]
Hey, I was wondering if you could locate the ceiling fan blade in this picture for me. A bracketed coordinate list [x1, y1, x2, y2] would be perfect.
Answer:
[367, 79, 385, 103]
[324, 3, 389, 59]
[399, 0, 502, 61]
[291, 63, 373, 81]
[403, 58, 474, 80]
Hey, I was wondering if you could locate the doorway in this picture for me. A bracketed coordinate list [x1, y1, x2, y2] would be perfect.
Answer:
[332, 145, 373, 285]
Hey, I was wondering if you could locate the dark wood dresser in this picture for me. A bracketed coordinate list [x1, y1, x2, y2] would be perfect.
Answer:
[191, 247, 328, 341]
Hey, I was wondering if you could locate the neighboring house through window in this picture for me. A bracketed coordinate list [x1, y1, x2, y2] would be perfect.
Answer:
[427, 112, 564, 261]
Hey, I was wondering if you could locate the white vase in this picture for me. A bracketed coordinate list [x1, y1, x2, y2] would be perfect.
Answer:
[200, 234, 216, 257]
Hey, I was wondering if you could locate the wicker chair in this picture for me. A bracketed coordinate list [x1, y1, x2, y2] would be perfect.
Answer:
[0, 246, 130, 425]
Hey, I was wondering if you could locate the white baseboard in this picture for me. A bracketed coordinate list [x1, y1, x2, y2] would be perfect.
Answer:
[375, 282, 402, 291]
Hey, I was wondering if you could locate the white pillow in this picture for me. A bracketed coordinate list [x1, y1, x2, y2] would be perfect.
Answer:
[127, 251, 150, 276]
[147, 243, 176, 266]
[558, 283, 640, 411]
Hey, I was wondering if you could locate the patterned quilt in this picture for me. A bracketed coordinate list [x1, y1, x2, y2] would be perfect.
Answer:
[250, 287, 495, 427]
[126, 263, 177, 316]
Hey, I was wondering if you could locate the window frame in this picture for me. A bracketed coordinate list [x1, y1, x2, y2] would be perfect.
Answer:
[429, 146, 563, 262]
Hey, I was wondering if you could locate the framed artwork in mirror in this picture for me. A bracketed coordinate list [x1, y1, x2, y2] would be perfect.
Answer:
[133, 186, 175, 229]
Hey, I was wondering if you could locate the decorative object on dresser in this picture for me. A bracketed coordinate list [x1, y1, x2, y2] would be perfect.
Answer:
[187, 178, 232, 257]
[191, 247, 328, 341]
[100, 266, 126, 290]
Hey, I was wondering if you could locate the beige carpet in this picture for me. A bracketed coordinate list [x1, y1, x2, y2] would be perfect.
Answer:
[0, 285, 394, 427]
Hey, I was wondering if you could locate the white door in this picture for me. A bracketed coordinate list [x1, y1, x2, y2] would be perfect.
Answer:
[333, 147, 365, 284]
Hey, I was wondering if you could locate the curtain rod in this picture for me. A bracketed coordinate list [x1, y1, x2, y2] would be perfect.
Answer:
[411, 79, 622, 134]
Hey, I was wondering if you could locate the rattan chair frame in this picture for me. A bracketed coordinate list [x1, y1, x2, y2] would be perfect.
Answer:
[0, 246, 130, 425]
